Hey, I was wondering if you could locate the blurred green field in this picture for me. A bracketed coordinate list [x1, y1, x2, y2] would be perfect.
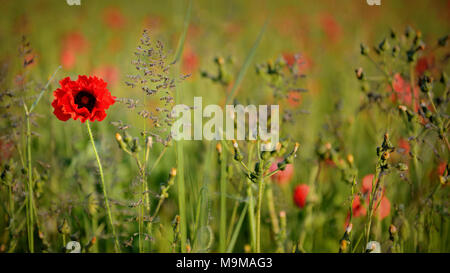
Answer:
[0, 0, 449, 253]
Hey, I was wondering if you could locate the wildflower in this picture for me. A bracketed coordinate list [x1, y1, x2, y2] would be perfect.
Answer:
[287, 91, 302, 107]
[182, 44, 199, 77]
[351, 195, 366, 217]
[60, 31, 88, 70]
[397, 138, 410, 155]
[390, 73, 419, 111]
[0, 140, 14, 162]
[361, 174, 374, 195]
[103, 7, 126, 29]
[319, 13, 341, 44]
[293, 184, 309, 208]
[269, 158, 294, 185]
[51, 75, 116, 122]
[282, 52, 312, 75]
[92, 65, 120, 87]
[361, 174, 391, 220]
[415, 55, 435, 76]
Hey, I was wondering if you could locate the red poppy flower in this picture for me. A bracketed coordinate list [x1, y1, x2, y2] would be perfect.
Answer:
[287, 91, 302, 108]
[0, 140, 14, 162]
[182, 45, 199, 77]
[103, 7, 126, 29]
[362, 174, 375, 195]
[319, 13, 342, 44]
[51, 75, 116, 123]
[361, 174, 391, 219]
[269, 158, 294, 185]
[351, 195, 366, 217]
[293, 184, 309, 208]
[415, 55, 435, 76]
[282, 53, 312, 75]
[92, 65, 120, 87]
[397, 138, 410, 155]
[390, 73, 419, 112]
[60, 31, 88, 70]
[375, 196, 391, 220]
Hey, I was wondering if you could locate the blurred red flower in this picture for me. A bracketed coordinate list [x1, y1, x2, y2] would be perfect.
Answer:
[360, 174, 391, 220]
[52, 75, 116, 123]
[362, 174, 374, 195]
[293, 184, 309, 208]
[287, 91, 302, 108]
[319, 13, 342, 44]
[345, 195, 366, 227]
[92, 65, 120, 87]
[351, 195, 366, 217]
[103, 7, 126, 29]
[282, 53, 312, 75]
[390, 73, 419, 112]
[142, 14, 163, 31]
[397, 138, 410, 155]
[0, 140, 14, 162]
[182, 45, 199, 77]
[60, 31, 88, 70]
[415, 55, 435, 76]
[269, 158, 294, 185]
[376, 195, 391, 220]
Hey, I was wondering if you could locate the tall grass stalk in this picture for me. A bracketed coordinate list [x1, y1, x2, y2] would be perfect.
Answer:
[172, 0, 192, 253]
[24, 104, 34, 253]
[218, 143, 227, 252]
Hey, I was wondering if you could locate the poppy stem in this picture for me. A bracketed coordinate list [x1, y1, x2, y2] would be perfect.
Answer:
[86, 121, 121, 253]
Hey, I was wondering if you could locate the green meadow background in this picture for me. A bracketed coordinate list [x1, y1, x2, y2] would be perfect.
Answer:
[0, 0, 449, 253]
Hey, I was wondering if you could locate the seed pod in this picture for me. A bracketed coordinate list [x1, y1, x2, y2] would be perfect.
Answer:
[131, 138, 141, 153]
[392, 45, 400, 57]
[418, 74, 433, 93]
[438, 34, 449, 47]
[360, 43, 370, 56]
[115, 133, 128, 151]
[378, 38, 390, 52]
[58, 218, 71, 235]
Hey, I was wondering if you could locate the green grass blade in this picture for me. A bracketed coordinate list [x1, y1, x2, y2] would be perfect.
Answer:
[226, 202, 249, 253]
[225, 20, 268, 104]
[29, 66, 61, 113]
[174, 0, 193, 253]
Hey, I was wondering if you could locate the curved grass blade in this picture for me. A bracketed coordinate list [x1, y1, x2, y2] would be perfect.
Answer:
[225, 20, 268, 105]
[29, 66, 61, 113]
[226, 202, 249, 253]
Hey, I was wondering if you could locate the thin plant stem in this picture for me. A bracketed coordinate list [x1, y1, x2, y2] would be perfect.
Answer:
[86, 121, 121, 253]
[219, 145, 227, 252]
[172, 0, 192, 253]
[24, 106, 34, 253]
[266, 181, 279, 236]
[255, 158, 265, 253]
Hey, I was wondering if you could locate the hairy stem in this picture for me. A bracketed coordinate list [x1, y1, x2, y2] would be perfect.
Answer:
[86, 121, 121, 253]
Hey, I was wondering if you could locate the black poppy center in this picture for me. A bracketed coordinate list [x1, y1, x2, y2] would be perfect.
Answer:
[74, 91, 96, 112]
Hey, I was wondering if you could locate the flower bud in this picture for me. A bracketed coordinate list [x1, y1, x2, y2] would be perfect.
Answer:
[355, 68, 364, 80]
[438, 34, 449, 47]
[378, 38, 390, 52]
[360, 43, 370, 56]
[58, 218, 71, 235]
[419, 74, 433, 93]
